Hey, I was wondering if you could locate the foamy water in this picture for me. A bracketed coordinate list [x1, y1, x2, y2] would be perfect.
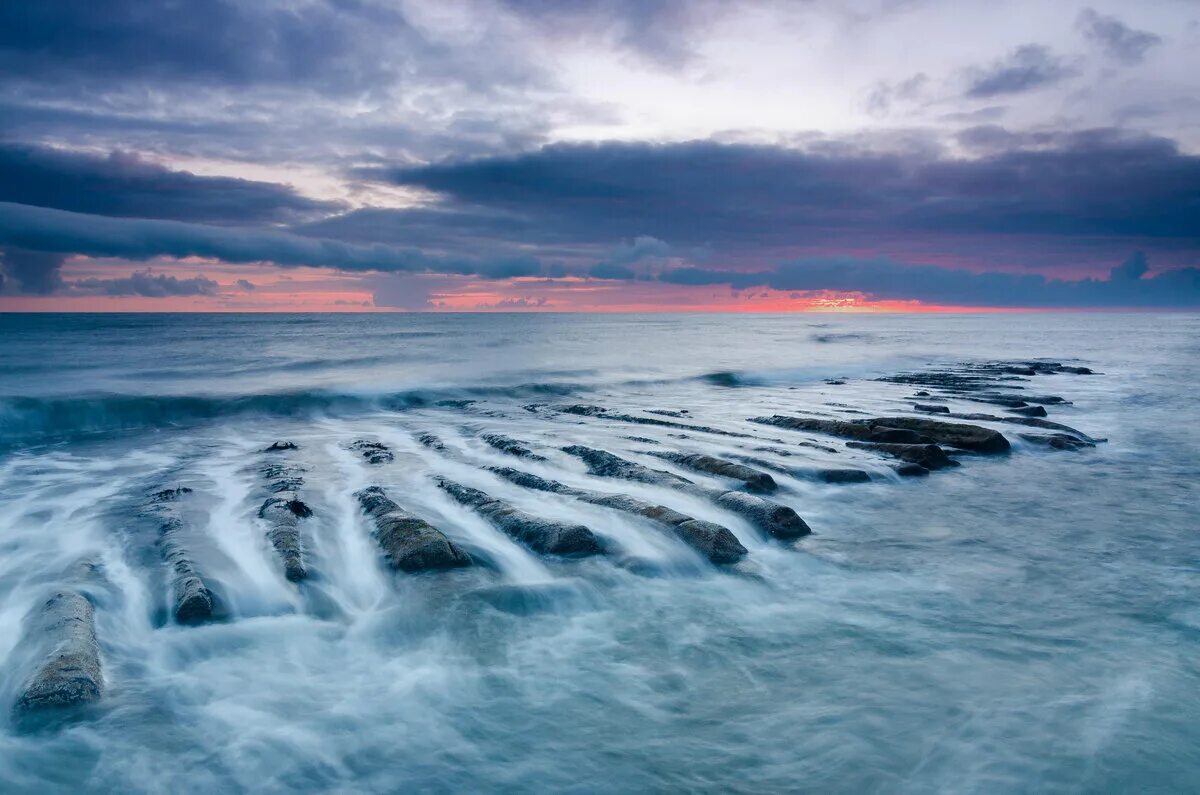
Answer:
[0, 312, 1197, 792]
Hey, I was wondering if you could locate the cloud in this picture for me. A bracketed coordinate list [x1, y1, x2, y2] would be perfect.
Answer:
[71, 271, 219, 297]
[0, 202, 556, 287]
[0, 248, 65, 294]
[659, 253, 1200, 308]
[1077, 9, 1162, 65]
[965, 44, 1076, 98]
[0, 143, 341, 223]
[236, 279, 257, 291]
[352, 132, 1200, 252]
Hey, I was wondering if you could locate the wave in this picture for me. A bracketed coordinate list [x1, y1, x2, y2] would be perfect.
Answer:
[0, 381, 592, 445]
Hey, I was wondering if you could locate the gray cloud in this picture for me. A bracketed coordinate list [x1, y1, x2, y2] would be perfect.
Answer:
[659, 253, 1200, 308]
[0, 248, 66, 294]
[349, 132, 1200, 255]
[72, 271, 220, 297]
[965, 44, 1076, 98]
[0, 202, 550, 292]
[1077, 8, 1162, 65]
[0, 143, 341, 224]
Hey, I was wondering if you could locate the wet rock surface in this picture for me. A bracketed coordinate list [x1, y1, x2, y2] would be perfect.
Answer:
[486, 467, 749, 563]
[563, 445, 809, 541]
[437, 479, 602, 557]
[846, 442, 959, 470]
[14, 592, 103, 715]
[650, 452, 778, 493]
[750, 415, 1009, 453]
[351, 440, 394, 465]
[356, 486, 472, 572]
[481, 433, 547, 461]
[148, 488, 218, 625]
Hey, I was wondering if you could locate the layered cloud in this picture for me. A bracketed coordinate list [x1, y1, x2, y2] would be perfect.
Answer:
[0, 1, 1196, 310]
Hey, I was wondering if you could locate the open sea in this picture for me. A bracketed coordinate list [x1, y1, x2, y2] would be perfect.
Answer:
[0, 311, 1198, 793]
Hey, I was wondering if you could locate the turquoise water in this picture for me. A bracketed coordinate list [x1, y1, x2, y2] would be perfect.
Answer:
[0, 312, 1198, 792]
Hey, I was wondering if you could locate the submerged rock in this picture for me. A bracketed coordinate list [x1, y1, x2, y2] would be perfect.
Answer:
[351, 440, 394, 465]
[751, 415, 1009, 454]
[814, 468, 872, 484]
[258, 497, 310, 581]
[264, 441, 298, 452]
[551, 405, 755, 438]
[487, 466, 749, 564]
[650, 452, 778, 493]
[1008, 405, 1048, 417]
[418, 433, 446, 451]
[846, 441, 959, 470]
[1018, 433, 1095, 451]
[436, 479, 602, 557]
[913, 403, 950, 414]
[481, 433, 547, 461]
[563, 446, 808, 542]
[158, 517, 216, 624]
[356, 486, 471, 572]
[14, 592, 103, 714]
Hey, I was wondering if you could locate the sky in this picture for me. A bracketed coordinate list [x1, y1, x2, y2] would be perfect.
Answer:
[0, 0, 1198, 312]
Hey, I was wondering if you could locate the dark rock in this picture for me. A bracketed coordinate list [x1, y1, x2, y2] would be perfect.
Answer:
[356, 486, 472, 572]
[14, 592, 103, 715]
[564, 446, 807, 541]
[486, 467, 748, 564]
[914, 403, 950, 413]
[914, 391, 931, 397]
[749, 415, 926, 444]
[351, 440, 394, 465]
[846, 441, 959, 470]
[625, 436, 659, 444]
[824, 379, 846, 385]
[1018, 433, 1095, 451]
[418, 433, 445, 451]
[564, 445, 693, 488]
[436, 480, 601, 557]
[551, 405, 755, 438]
[713, 491, 811, 540]
[893, 463, 930, 477]
[435, 399, 477, 408]
[1058, 366, 1093, 375]
[651, 452, 777, 492]
[157, 516, 215, 624]
[258, 498, 309, 581]
[264, 441, 298, 452]
[861, 417, 1010, 453]
[645, 409, 689, 418]
[481, 433, 547, 461]
[1008, 405, 1048, 417]
[815, 468, 871, 484]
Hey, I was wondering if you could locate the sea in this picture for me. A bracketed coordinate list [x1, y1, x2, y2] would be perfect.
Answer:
[0, 311, 1197, 793]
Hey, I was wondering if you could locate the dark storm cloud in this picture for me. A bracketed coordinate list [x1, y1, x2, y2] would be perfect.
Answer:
[660, 253, 1200, 308]
[0, 1, 562, 164]
[350, 132, 1200, 249]
[0, 248, 66, 294]
[0, 202, 550, 292]
[0, 0, 417, 94]
[72, 271, 220, 297]
[965, 44, 1076, 98]
[1077, 9, 1162, 65]
[0, 143, 341, 224]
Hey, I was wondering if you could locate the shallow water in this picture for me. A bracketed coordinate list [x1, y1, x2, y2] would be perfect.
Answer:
[0, 312, 1198, 793]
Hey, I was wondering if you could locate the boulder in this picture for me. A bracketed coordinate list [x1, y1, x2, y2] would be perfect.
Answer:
[481, 433, 546, 461]
[914, 403, 950, 413]
[258, 498, 310, 581]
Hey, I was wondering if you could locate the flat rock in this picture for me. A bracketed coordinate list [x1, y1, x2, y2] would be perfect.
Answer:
[481, 433, 546, 461]
[351, 440, 394, 465]
[652, 452, 777, 493]
[14, 592, 103, 714]
[846, 441, 959, 470]
[357, 486, 472, 572]
[437, 480, 601, 557]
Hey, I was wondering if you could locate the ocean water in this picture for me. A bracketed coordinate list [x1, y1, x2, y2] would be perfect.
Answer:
[0, 311, 1197, 793]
